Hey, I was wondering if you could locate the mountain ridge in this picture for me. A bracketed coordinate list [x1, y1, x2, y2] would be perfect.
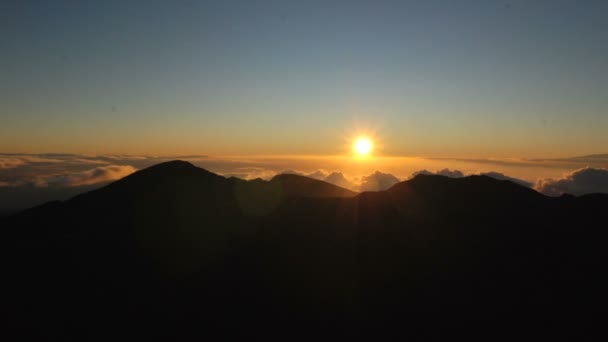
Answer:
[5, 160, 601, 220]
[2, 160, 608, 340]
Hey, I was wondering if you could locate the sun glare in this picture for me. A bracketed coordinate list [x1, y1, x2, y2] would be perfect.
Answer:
[353, 137, 373, 156]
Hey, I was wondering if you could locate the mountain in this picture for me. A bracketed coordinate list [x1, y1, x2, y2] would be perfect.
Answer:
[270, 173, 356, 198]
[2, 160, 608, 340]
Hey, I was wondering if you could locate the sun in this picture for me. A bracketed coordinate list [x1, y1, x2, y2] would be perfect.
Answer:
[353, 137, 373, 156]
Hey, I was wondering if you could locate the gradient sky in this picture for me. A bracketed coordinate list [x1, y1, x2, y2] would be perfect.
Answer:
[1, 0, 607, 157]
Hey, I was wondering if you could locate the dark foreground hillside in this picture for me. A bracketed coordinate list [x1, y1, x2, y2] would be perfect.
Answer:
[2, 161, 608, 340]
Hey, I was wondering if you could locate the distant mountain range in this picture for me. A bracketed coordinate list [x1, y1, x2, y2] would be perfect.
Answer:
[2, 160, 608, 340]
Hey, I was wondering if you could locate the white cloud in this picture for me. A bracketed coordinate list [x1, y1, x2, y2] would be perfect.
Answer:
[24, 165, 138, 188]
[224, 167, 276, 180]
[61, 165, 137, 186]
[360, 171, 400, 192]
[18, 156, 64, 164]
[306, 170, 329, 180]
[536, 168, 608, 196]
[324, 172, 356, 191]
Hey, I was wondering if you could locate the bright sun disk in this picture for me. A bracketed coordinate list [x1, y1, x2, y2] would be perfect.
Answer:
[353, 137, 373, 156]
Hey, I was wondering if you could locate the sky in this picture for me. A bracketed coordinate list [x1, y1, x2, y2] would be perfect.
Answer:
[1, 1, 608, 211]
[2, 0, 607, 157]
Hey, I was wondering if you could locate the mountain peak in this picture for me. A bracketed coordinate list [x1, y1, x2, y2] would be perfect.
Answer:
[77, 160, 225, 199]
[146, 160, 196, 170]
[129, 160, 220, 179]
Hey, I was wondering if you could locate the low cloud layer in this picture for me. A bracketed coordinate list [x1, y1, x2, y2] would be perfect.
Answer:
[2, 153, 608, 215]
[52, 165, 137, 187]
[431, 154, 608, 170]
[536, 168, 608, 196]
[0, 157, 26, 169]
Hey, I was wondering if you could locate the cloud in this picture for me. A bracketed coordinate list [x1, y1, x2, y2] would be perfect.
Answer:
[436, 168, 464, 178]
[69, 158, 111, 165]
[431, 154, 608, 170]
[25, 165, 138, 187]
[533, 154, 608, 165]
[279, 169, 304, 176]
[0, 155, 65, 169]
[306, 170, 329, 180]
[536, 168, 608, 196]
[360, 171, 400, 192]
[18, 156, 64, 164]
[3, 152, 608, 214]
[480, 172, 533, 188]
[223, 167, 276, 180]
[324, 172, 356, 191]
[60, 165, 137, 187]
[0, 157, 26, 169]
[411, 168, 464, 178]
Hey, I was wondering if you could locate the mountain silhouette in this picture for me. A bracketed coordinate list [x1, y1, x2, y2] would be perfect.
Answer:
[2, 160, 608, 340]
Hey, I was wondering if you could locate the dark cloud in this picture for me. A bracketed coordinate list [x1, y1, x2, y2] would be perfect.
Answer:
[411, 169, 464, 178]
[222, 173, 249, 179]
[532, 154, 608, 165]
[437, 169, 464, 178]
[360, 171, 400, 192]
[410, 169, 433, 177]
[279, 169, 304, 176]
[431, 154, 608, 170]
[536, 168, 608, 196]
[428, 157, 541, 168]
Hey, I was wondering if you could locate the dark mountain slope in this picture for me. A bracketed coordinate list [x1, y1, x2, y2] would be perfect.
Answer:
[229, 172, 355, 216]
[2, 161, 608, 340]
[270, 173, 357, 198]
